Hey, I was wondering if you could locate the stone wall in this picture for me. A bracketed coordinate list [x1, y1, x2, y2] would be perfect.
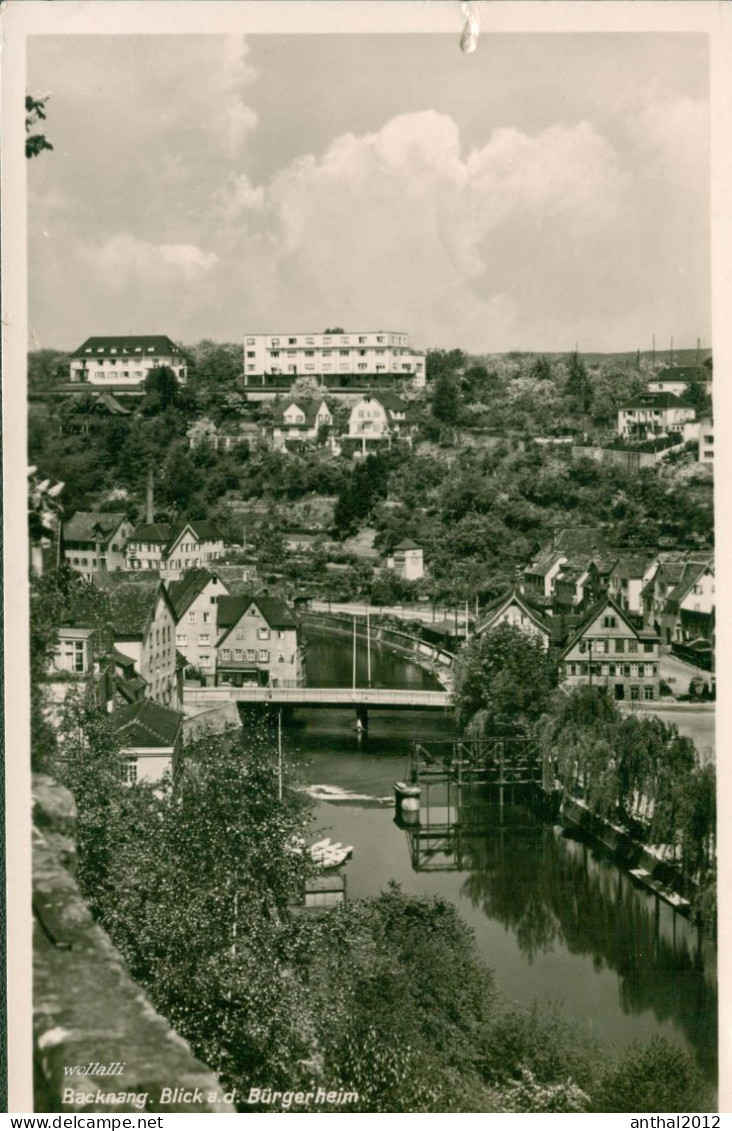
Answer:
[32, 774, 235, 1114]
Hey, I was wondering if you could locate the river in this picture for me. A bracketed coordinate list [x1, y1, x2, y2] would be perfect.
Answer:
[282, 630, 717, 1082]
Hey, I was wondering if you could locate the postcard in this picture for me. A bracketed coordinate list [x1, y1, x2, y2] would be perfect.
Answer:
[3, 1, 730, 1118]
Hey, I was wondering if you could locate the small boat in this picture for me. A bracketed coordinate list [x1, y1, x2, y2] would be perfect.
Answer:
[310, 837, 354, 870]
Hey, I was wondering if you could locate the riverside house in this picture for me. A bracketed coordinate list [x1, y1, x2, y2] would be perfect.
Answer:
[107, 580, 182, 709]
[559, 596, 660, 702]
[216, 594, 303, 688]
[168, 568, 231, 683]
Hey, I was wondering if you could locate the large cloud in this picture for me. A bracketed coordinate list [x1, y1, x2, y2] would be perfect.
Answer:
[211, 110, 631, 349]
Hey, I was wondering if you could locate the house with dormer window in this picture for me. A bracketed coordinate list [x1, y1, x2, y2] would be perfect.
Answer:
[69, 335, 188, 390]
[559, 596, 660, 702]
[126, 520, 224, 577]
[62, 512, 133, 578]
[216, 594, 304, 688]
[271, 399, 333, 450]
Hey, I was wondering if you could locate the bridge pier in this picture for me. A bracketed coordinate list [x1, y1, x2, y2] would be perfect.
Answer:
[356, 706, 369, 734]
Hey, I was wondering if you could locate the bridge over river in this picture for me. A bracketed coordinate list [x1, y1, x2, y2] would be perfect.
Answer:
[184, 685, 451, 727]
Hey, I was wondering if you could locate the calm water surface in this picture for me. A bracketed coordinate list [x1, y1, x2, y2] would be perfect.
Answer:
[285, 631, 717, 1080]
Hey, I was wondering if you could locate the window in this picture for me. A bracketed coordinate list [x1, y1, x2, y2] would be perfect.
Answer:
[221, 649, 231, 661]
[644, 686, 654, 700]
[594, 640, 606, 654]
[259, 649, 269, 662]
[277, 631, 286, 640]
[176, 633, 187, 646]
[247, 351, 255, 358]
[210, 595, 218, 604]
[200, 654, 211, 668]
[288, 337, 297, 344]
[246, 337, 255, 345]
[121, 758, 138, 784]
[247, 649, 256, 661]
[236, 629, 245, 639]
[202, 611, 210, 624]
[643, 642, 654, 654]
[235, 649, 244, 661]
[258, 628, 270, 640]
[188, 612, 196, 623]
[627, 639, 638, 653]
[615, 639, 625, 653]
[630, 686, 640, 701]
[200, 634, 210, 645]
[340, 350, 349, 357]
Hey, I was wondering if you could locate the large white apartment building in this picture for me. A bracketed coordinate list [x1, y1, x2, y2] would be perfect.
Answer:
[243, 330, 426, 389]
[69, 336, 188, 389]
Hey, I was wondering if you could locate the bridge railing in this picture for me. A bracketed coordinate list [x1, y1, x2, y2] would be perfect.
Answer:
[184, 686, 451, 707]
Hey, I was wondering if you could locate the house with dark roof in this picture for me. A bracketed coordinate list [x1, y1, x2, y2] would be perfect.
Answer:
[476, 589, 557, 651]
[346, 392, 412, 452]
[271, 399, 333, 451]
[607, 554, 656, 618]
[522, 548, 568, 603]
[126, 520, 224, 577]
[617, 391, 695, 439]
[552, 561, 605, 615]
[69, 335, 187, 390]
[559, 596, 660, 702]
[111, 699, 183, 784]
[62, 511, 133, 578]
[108, 580, 181, 709]
[61, 391, 133, 434]
[167, 568, 230, 683]
[216, 594, 303, 688]
[661, 557, 715, 647]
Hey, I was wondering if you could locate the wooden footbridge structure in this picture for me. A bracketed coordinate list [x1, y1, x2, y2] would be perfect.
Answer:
[399, 736, 555, 873]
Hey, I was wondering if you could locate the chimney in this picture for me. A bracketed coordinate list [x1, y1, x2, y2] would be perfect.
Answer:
[146, 467, 154, 524]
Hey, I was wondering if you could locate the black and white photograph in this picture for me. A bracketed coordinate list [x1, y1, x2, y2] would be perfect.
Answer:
[4, 0, 730, 1117]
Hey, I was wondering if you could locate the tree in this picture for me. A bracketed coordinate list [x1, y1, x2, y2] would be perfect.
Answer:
[564, 352, 593, 414]
[143, 365, 181, 414]
[26, 93, 53, 159]
[452, 623, 557, 734]
[432, 370, 461, 426]
[289, 375, 323, 400]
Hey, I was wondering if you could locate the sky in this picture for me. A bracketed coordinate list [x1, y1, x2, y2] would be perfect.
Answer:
[27, 32, 710, 354]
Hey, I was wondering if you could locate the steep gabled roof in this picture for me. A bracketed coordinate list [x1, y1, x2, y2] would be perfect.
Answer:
[559, 595, 657, 659]
[128, 522, 173, 545]
[273, 399, 330, 427]
[111, 698, 182, 748]
[610, 554, 654, 580]
[167, 568, 226, 620]
[552, 526, 610, 556]
[665, 559, 714, 612]
[128, 520, 223, 555]
[217, 594, 299, 645]
[372, 391, 408, 414]
[393, 539, 421, 551]
[477, 587, 553, 638]
[525, 548, 566, 576]
[70, 335, 184, 359]
[108, 580, 174, 638]
[63, 511, 128, 543]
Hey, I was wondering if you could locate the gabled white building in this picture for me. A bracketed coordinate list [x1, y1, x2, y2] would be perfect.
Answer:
[271, 399, 333, 450]
[69, 335, 188, 389]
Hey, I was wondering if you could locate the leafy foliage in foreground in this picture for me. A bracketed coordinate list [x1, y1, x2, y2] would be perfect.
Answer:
[42, 698, 714, 1113]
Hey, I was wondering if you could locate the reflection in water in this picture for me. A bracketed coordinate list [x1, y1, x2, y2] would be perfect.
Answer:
[292, 630, 717, 1083]
[403, 784, 717, 1081]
